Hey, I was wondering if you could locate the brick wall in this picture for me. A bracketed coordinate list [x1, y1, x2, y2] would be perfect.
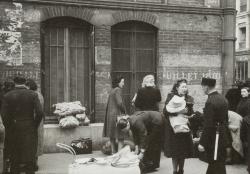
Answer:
[157, 13, 222, 112]
[95, 26, 112, 122]
[0, 1, 225, 122]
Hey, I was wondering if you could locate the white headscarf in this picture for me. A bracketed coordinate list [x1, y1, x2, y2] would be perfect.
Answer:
[142, 75, 155, 88]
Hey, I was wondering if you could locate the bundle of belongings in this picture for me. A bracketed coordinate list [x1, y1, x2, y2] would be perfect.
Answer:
[69, 146, 140, 174]
[228, 111, 244, 162]
[53, 101, 90, 128]
[166, 95, 190, 133]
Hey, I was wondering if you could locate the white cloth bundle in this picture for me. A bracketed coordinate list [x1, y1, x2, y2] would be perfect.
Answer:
[59, 116, 80, 128]
[228, 111, 244, 157]
[53, 101, 86, 117]
[69, 146, 140, 174]
[169, 114, 190, 133]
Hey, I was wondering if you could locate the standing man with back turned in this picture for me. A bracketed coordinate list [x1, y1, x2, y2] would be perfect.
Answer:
[1, 76, 44, 174]
[198, 77, 231, 174]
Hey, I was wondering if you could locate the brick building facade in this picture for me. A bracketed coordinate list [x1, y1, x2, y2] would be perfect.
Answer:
[0, 0, 236, 123]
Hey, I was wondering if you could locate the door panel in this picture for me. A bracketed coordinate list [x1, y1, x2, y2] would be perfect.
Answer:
[111, 21, 157, 114]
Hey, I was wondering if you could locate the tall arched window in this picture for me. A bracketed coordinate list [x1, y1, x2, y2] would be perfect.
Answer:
[111, 21, 157, 113]
[41, 17, 94, 121]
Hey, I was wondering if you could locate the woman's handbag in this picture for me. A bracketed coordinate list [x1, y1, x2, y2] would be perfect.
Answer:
[70, 138, 92, 154]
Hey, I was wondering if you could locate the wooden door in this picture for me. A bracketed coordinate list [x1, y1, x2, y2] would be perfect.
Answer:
[111, 21, 157, 114]
[41, 17, 94, 121]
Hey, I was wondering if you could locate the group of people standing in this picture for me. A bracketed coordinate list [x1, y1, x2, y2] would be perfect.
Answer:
[0, 76, 44, 174]
[103, 75, 232, 174]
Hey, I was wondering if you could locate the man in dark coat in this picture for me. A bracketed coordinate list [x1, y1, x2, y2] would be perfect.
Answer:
[198, 77, 230, 174]
[117, 111, 163, 173]
[1, 76, 44, 174]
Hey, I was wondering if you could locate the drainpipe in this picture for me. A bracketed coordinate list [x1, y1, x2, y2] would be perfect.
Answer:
[221, 0, 237, 95]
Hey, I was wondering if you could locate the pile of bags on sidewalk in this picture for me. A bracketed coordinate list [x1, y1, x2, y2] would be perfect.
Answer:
[53, 101, 90, 128]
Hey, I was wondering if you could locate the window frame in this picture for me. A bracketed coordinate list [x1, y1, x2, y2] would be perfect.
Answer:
[41, 17, 95, 123]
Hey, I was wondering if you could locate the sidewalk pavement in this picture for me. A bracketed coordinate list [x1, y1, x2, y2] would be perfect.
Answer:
[37, 152, 247, 174]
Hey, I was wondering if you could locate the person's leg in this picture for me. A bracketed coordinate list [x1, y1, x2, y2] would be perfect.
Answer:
[178, 158, 185, 174]
[172, 158, 178, 174]
[206, 161, 226, 174]
[24, 162, 35, 174]
[110, 138, 116, 154]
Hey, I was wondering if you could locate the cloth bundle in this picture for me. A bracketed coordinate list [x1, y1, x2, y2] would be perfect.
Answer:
[53, 101, 86, 117]
[53, 101, 90, 128]
[59, 116, 80, 129]
[69, 146, 140, 174]
[169, 115, 190, 133]
[228, 111, 244, 157]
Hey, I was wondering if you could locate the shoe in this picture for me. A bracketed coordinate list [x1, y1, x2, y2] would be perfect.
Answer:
[33, 164, 39, 171]
[178, 170, 184, 174]
[173, 172, 178, 174]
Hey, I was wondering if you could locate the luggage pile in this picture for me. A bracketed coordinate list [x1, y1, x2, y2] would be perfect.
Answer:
[53, 101, 90, 128]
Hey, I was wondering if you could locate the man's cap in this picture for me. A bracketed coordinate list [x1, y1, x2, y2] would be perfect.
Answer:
[201, 77, 216, 87]
[13, 75, 26, 85]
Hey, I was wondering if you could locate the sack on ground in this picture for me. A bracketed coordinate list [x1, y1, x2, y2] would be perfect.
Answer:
[71, 138, 92, 154]
[59, 116, 79, 129]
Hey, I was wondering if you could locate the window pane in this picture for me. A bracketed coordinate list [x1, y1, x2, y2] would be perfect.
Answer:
[112, 49, 131, 71]
[112, 31, 131, 48]
[136, 32, 155, 49]
[136, 50, 154, 72]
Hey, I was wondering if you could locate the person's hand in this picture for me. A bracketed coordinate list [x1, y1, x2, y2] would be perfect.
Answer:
[179, 108, 188, 114]
[138, 152, 144, 160]
[193, 137, 200, 144]
[138, 149, 145, 160]
[198, 144, 205, 152]
[134, 145, 139, 155]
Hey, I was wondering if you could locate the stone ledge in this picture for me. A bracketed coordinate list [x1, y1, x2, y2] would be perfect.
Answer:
[44, 123, 105, 153]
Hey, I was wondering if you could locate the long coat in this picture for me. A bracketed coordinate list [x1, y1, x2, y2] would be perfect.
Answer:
[134, 87, 161, 111]
[36, 91, 44, 156]
[240, 115, 250, 171]
[0, 86, 44, 164]
[199, 91, 231, 163]
[163, 93, 194, 158]
[103, 87, 126, 139]
[236, 97, 250, 118]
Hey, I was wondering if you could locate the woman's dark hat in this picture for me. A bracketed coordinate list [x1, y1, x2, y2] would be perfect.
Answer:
[201, 77, 216, 87]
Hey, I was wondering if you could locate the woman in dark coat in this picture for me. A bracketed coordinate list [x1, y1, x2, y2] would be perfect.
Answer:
[236, 87, 250, 118]
[163, 79, 194, 174]
[134, 75, 161, 111]
[103, 76, 126, 154]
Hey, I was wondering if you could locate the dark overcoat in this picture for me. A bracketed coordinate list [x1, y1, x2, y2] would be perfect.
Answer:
[103, 87, 126, 139]
[134, 87, 161, 111]
[163, 93, 194, 158]
[236, 97, 250, 118]
[199, 91, 231, 163]
[0, 86, 44, 164]
[240, 115, 250, 172]
[129, 111, 163, 169]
